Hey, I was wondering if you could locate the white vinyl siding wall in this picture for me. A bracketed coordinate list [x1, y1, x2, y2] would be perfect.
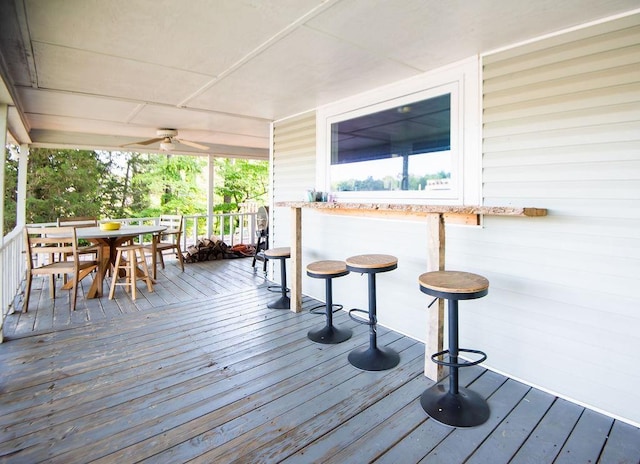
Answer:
[270, 13, 640, 426]
[471, 13, 640, 425]
[270, 112, 317, 281]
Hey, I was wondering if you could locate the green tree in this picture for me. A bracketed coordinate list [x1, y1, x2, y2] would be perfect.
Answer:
[133, 154, 207, 217]
[25, 148, 111, 224]
[5, 147, 269, 230]
[3, 146, 19, 234]
[214, 159, 268, 213]
[97, 151, 152, 219]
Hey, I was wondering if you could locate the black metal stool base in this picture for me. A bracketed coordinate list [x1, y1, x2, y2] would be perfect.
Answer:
[348, 345, 400, 371]
[420, 383, 490, 427]
[267, 295, 290, 309]
[308, 325, 352, 344]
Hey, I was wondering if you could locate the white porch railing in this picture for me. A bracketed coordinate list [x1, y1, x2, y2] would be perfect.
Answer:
[0, 227, 26, 341]
[106, 212, 258, 250]
[0, 211, 258, 340]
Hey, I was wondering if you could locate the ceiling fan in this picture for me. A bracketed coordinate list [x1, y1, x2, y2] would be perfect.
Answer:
[121, 128, 209, 151]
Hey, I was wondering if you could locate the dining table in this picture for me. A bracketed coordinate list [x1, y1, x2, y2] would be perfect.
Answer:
[63, 224, 167, 298]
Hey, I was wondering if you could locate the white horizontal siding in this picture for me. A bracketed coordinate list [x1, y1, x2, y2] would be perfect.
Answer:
[271, 111, 316, 281]
[483, 15, 640, 68]
[474, 13, 640, 425]
[295, 211, 434, 340]
[269, 13, 640, 426]
[483, 140, 639, 167]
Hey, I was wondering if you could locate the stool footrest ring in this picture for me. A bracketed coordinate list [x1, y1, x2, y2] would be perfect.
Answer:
[348, 308, 374, 326]
[267, 284, 289, 293]
[310, 303, 343, 315]
[431, 348, 487, 368]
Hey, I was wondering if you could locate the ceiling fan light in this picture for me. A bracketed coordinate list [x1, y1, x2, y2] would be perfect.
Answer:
[160, 141, 174, 151]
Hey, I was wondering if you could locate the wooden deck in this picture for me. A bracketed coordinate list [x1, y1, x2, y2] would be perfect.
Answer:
[2, 256, 268, 339]
[1, 257, 639, 463]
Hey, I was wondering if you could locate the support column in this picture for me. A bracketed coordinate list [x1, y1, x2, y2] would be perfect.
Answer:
[290, 207, 302, 312]
[206, 154, 215, 238]
[425, 213, 445, 381]
[0, 104, 7, 343]
[0, 104, 6, 242]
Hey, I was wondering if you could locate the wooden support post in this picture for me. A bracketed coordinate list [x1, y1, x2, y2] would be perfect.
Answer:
[290, 207, 303, 312]
[425, 213, 445, 381]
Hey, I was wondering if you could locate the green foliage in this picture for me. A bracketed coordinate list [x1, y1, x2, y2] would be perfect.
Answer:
[145, 154, 207, 215]
[3, 147, 19, 234]
[335, 175, 384, 191]
[335, 171, 450, 192]
[25, 148, 109, 224]
[214, 159, 268, 212]
[3, 146, 267, 231]
[97, 152, 206, 218]
[98, 151, 152, 218]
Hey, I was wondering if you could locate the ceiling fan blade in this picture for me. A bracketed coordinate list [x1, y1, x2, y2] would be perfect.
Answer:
[175, 138, 209, 150]
[121, 137, 162, 147]
[137, 137, 164, 146]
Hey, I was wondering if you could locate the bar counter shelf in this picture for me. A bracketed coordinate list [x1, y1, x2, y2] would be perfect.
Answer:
[276, 201, 547, 217]
[275, 200, 547, 381]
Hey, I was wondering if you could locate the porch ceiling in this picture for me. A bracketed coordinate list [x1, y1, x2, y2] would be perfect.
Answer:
[0, 0, 637, 158]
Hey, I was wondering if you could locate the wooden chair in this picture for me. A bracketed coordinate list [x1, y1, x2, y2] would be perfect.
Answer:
[144, 215, 185, 280]
[23, 226, 102, 312]
[57, 217, 100, 251]
[56, 216, 101, 280]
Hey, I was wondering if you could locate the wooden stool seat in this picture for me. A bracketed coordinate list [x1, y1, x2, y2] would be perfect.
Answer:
[345, 254, 397, 272]
[109, 244, 154, 301]
[345, 253, 399, 371]
[419, 271, 489, 299]
[307, 260, 349, 278]
[265, 247, 290, 309]
[306, 260, 351, 344]
[265, 247, 291, 259]
[418, 270, 490, 428]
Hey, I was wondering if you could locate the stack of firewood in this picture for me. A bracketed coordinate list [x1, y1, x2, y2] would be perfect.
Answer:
[184, 236, 255, 263]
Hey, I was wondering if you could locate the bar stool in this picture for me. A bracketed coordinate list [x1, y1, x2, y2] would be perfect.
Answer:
[265, 247, 290, 309]
[345, 254, 400, 371]
[109, 244, 154, 300]
[306, 260, 352, 344]
[418, 270, 490, 427]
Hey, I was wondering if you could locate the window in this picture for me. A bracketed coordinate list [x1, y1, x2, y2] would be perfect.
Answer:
[318, 57, 480, 205]
[330, 93, 452, 195]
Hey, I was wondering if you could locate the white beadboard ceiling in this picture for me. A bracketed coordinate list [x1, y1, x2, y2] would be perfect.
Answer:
[0, 0, 637, 158]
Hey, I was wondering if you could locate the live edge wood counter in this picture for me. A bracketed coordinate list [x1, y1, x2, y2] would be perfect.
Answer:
[276, 201, 547, 381]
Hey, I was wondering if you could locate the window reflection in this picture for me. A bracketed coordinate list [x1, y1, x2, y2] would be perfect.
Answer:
[330, 94, 451, 192]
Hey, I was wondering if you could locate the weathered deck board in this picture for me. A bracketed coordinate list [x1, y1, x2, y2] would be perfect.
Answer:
[1, 257, 639, 463]
[554, 409, 615, 464]
[509, 396, 583, 463]
[464, 388, 556, 464]
[3, 256, 264, 339]
[599, 420, 640, 463]
[191, 339, 423, 463]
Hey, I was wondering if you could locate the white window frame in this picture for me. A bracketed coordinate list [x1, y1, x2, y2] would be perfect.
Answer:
[317, 56, 481, 205]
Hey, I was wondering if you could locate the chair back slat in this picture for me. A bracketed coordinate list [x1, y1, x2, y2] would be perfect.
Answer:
[25, 226, 80, 270]
[144, 215, 185, 279]
[158, 215, 183, 241]
[57, 216, 98, 228]
[159, 215, 183, 232]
